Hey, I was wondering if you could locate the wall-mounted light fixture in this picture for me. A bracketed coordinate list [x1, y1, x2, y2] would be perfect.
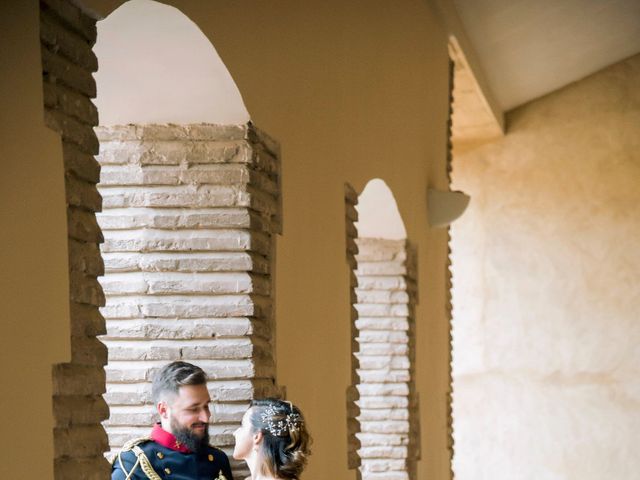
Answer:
[427, 188, 470, 228]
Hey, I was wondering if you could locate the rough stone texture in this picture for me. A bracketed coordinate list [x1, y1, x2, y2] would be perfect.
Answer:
[353, 238, 420, 480]
[96, 123, 282, 478]
[344, 184, 362, 474]
[40, 2, 111, 478]
[451, 55, 640, 480]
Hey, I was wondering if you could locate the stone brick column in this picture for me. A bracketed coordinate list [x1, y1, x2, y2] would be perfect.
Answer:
[354, 238, 420, 480]
[40, 1, 111, 478]
[95, 124, 282, 477]
[345, 184, 362, 475]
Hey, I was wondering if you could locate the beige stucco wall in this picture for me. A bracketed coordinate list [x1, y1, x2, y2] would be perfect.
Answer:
[451, 55, 640, 480]
[0, 3, 70, 478]
[0, 1, 454, 478]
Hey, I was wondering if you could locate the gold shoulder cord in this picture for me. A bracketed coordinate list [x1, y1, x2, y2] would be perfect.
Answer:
[131, 445, 163, 480]
[117, 452, 141, 480]
[114, 437, 161, 480]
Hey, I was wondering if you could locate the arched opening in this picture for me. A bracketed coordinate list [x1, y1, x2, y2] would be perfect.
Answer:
[41, 0, 282, 477]
[345, 179, 420, 480]
[93, 0, 249, 125]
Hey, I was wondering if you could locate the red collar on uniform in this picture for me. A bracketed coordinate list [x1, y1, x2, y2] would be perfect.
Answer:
[151, 423, 191, 453]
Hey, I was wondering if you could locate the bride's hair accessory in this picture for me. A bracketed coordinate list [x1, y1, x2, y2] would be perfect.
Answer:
[260, 404, 303, 437]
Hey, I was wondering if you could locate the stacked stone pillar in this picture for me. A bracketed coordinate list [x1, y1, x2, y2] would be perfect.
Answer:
[354, 238, 420, 480]
[40, 1, 111, 478]
[345, 184, 362, 475]
[95, 124, 282, 478]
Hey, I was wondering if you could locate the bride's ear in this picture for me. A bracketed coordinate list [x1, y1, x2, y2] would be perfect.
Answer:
[253, 430, 263, 448]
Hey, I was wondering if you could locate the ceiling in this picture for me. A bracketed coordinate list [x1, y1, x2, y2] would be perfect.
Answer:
[453, 0, 640, 111]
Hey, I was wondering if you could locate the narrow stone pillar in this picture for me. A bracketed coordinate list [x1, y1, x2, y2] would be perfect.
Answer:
[95, 124, 282, 477]
[40, 1, 111, 478]
[345, 184, 362, 475]
[354, 238, 420, 480]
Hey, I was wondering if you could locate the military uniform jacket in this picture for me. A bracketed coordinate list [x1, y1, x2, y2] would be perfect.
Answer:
[112, 425, 233, 480]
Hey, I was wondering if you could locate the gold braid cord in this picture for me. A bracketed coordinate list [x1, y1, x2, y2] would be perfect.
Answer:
[113, 437, 161, 480]
[132, 445, 162, 480]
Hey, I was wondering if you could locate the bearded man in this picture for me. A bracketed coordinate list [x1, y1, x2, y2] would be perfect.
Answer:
[111, 361, 234, 480]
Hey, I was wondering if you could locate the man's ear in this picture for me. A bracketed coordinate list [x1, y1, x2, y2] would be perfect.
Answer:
[157, 400, 169, 420]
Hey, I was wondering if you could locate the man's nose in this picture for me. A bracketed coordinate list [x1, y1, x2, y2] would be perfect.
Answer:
[199, 409, 210, 423]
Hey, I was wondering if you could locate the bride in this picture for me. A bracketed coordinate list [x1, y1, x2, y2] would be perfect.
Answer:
[233, 399, 311, 479]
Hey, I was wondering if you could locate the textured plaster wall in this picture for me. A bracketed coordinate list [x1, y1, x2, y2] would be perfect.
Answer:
[451, 55, 640, 480]
[0, 2, 70, 478]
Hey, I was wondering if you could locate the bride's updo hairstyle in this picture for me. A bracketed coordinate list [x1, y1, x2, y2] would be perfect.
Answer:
[249, 398, 311, 479]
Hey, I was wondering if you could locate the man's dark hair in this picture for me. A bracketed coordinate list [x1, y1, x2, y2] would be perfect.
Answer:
[152, 361, 207, 403]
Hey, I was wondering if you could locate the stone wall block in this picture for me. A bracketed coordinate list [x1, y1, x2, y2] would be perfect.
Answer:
[68, 206, 104, 243]
[356, 317, 410, 331]
[346, 203, 359, 222]
[54, 425, 109, 458]
[65, 175, 102, 211]
[40, 10, 97, 71]
[358, 383, 410, 397]
[356, 303, 409, 318]
[97, 208, 261, 232]
[100, 184, 248, 209]
[356, 289, 410, 304]
[361, 458, 407, 472]
[358, 343, 409, 356]
[101, 229, 271, 257]
[53, 364, 106, 396]
[69, 271, 105, 306]
[357, 261, 408, 276]
[101, 251, 264, 275]
[103, 409, 156, 427]
[357, 432, 408, 447]
[46, 109, 99, 154]
[359, 409, 409, 422]
[359, 446, 408, 459]
[360, 420, 410, 434]
[104, 318, 261, 341]
[41, 0, 97, 43]
[358, 330, 408, 344]
[247, 124, 280, 158]
[53, 395, 110, 427]
[355, 239, 407, 262]
[71, 335, 108, 366]
[100, 271, 265, 296]
[43, 82, 99, 126]
[356, 275, 407, 291]
[187, 141, 249, 166]
[70, 302, 107, 337]
[358, 370, 410, 383]
[357, 396, 409, 411]
[62, 142, 101, 183]
[42, 47, 96, 99]
[101, 294, 264, 320]
[68, 239, 104, 276]
[54, 457, 111, 480]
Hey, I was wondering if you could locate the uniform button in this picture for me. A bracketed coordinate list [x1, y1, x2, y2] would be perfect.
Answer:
[208, 454, 214, 461]
[156, 452, 164, 459]
[164, 467, 171, 474]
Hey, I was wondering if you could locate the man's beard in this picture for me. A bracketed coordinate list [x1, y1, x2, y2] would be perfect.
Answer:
[170, 416, 209, 454]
